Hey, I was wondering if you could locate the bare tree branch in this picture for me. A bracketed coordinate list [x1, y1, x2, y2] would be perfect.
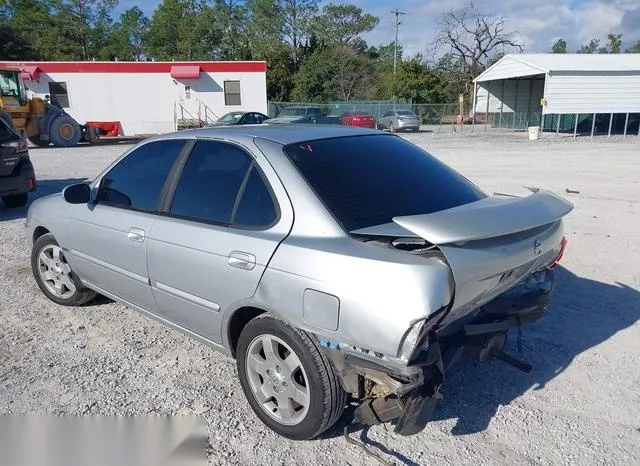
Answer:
[433, 1, 524, 93]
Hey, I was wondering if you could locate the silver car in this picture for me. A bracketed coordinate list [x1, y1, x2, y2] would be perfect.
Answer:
[25, 125, 573, 440]
[377, 109, 420, 132]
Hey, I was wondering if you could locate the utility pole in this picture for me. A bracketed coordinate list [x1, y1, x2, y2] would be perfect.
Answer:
[391, 8, 405, 75]
[391, 8, 405, 106]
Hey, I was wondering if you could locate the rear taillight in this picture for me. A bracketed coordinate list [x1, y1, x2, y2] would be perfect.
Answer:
[2, 138, 28, 154]
[548, 236, 568, 269]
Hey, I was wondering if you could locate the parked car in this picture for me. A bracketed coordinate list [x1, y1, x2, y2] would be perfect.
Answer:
[377, 109, 420, 132]
[0, 118, 36, 208]
[25, 125, 572, 441]
[267, 106, 340, 125]
[207, 111, 270, 127]
[340, 110, 376, 128]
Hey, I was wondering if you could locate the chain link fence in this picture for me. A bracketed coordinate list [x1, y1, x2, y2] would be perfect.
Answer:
[268, 100, 461, 126]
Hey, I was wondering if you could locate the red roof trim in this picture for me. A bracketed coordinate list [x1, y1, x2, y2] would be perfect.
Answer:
[170, 65, 201, 79]
[0, 61, 266, 74]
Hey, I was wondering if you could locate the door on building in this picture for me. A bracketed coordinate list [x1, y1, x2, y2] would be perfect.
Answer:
[176, 82, 200, 129]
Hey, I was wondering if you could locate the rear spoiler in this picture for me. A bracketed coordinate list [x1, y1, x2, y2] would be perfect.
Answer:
[387, 189, 574, 246]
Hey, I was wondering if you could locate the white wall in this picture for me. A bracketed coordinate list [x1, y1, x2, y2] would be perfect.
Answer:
[544, 71, 640, 114]
[475, 78, 544, 114]
[24, 71, 267, 135]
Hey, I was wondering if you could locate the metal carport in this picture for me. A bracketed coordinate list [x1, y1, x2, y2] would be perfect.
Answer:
[472, 53, 640, 137]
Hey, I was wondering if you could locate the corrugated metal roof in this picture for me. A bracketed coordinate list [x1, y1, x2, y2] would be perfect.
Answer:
[475, 53, 640, 82]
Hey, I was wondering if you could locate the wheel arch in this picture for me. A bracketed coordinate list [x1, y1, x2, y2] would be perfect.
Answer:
[227, 306, 267, 358]
[33, 226, 50, 243]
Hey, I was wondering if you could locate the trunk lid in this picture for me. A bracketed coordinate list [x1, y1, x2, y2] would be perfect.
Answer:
[356, 189, 574, 327]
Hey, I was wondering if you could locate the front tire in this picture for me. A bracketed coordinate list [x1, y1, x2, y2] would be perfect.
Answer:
[2, 193, 28, 208]
[236, 314, 346, 440]
[31, 233, 97, 306]
[49, 115, 82, 147]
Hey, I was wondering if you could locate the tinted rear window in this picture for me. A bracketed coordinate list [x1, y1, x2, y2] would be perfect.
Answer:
[397, 110, 415, 116]
[283, 135, 486, 232]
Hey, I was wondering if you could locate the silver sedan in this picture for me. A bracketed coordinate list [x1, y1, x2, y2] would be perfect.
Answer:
[376, 109, 420, 132]
[25, 125, 573, 440]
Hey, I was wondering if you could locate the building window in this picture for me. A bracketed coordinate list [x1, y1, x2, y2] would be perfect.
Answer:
[48, 82, 70, 108]
[224, 80, 241, 106]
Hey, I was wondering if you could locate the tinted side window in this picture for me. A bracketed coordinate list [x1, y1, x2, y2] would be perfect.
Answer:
[233, 166, 278, 227]
[97, 139, 186, 211]
[170, 141, 252, 224]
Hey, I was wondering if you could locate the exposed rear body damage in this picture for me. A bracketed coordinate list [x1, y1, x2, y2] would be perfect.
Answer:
[334, 189, 573, 436]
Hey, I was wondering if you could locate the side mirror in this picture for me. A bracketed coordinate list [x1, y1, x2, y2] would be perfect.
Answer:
[62, 183, 91, 204]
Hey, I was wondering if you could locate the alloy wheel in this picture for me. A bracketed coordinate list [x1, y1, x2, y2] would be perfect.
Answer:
[245, 334, 311, 426]
[37, 244, 76, 299]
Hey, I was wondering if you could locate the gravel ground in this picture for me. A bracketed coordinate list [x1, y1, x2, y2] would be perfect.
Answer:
[1, 129, 639, 465]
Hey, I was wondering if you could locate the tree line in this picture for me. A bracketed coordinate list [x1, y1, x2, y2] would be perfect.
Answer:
[552, 34, 640, 54]
[2, 1, 639, 105]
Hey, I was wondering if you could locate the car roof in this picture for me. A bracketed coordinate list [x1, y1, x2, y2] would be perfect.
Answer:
[147, 124, 380, 146]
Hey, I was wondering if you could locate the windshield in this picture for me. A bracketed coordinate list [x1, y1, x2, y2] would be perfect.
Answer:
[0, 70, 25, 104]
[218, 112, 244, 123]
[283, 135, 486, 232]
[277, 107, 308, 118]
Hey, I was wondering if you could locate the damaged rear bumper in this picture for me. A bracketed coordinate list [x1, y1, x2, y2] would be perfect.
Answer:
[350, 269, 554, 437]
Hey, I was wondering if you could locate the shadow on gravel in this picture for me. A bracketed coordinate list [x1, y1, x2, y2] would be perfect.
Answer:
[0, 178, 88, 222]
[320, 266, 640, 464]
[433, 266, 640, 436]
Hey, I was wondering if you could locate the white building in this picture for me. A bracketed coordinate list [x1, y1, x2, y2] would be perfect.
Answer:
[472, 53, 640, 136]
[0, 60, 268, 135]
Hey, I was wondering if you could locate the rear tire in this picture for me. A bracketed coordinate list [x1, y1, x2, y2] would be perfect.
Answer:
[236, 314, 346, 440]
[49, 115, 82, 147]
[2, 193, 28, 208]
[31, 233, 97, 306]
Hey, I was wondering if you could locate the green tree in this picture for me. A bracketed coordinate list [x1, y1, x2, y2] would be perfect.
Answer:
[577, 34, 624, 54]
[552, 38, 567, 53]
[292, 44, 376, 102]
[0, 18, 41, 59]
[311, 4, 378, 44]
[1, 0, 59, 59]
[215, 0, 251, 60]
[49, 0, 119, 60]
[626, 40, 640, 53]
[145, 0, 222, 60]
[606, 33, 622, 53]
[264, 45, 296, 101]
[247, 0, 318, 67]
[107, 7, 149, 60]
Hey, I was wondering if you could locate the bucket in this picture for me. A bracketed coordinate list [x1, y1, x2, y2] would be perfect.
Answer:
[528, 126, 540, 140]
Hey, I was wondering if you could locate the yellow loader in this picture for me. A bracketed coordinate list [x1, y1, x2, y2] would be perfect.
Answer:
[0, 67, 84, 147]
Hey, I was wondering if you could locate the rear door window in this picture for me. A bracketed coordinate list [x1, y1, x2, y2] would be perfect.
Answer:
[169, 140, 252, 225]
[283, 135, 486, 232]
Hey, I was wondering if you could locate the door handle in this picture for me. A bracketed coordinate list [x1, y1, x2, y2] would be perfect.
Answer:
[228, 251, 256, 270]
[127, 227, 145, 242]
